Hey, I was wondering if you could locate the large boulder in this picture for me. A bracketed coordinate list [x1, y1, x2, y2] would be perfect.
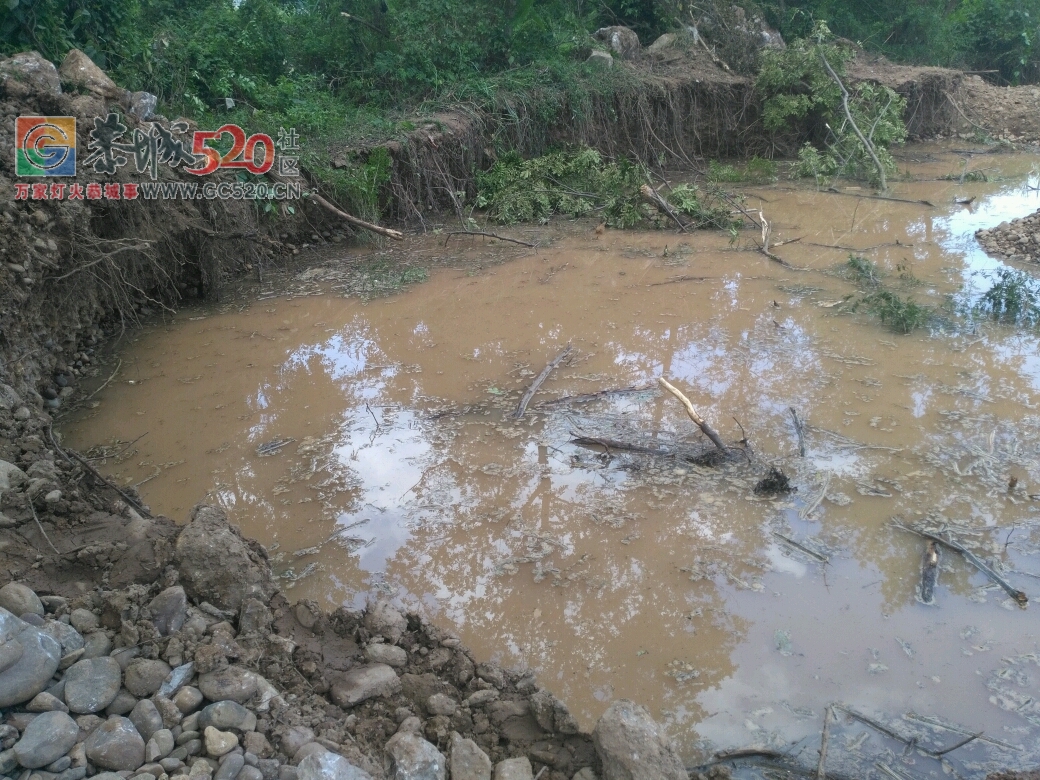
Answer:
[175, 504, 276, 612]
[0, 52, 61, 98]
[592, 700, 686, 780]
[0, 607, 62, 708]
[593, 27, 641, 59]
[58, 49, 126, 99]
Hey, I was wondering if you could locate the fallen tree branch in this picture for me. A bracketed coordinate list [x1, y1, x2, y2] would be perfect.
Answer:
[817, 705, 832, 780]
[536, 385, 653, 408]
[570, 433, 669, 456]
[445, 231, 535, 248]
[85, 358, 121, 401]
[29, 499, 60, 555]
[893, 523, 1027, 606]
[639, 184, 689, 232]
[920, 540, 940, 605]
[774, 533, 828, 563]
[658, 377, 727, 452]
[267, 171, 404, 240]
[514, 344, 572, 419]
[819, 51, 888, 191]
[823, 189, 934, 207]
[789, 407, 807, 456]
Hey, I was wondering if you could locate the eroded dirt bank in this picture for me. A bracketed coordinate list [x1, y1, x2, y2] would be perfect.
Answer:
[4, 38, 1040, 780]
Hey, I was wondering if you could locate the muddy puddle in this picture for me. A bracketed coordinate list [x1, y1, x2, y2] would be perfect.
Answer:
[65, 146, 1040, 776]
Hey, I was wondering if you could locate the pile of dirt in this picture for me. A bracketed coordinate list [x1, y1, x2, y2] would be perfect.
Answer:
[975, 209, 1040, 262]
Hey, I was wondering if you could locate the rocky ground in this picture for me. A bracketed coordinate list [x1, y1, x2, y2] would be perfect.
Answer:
[0, 375, 708, 780]
[976, 209, 1040, 263]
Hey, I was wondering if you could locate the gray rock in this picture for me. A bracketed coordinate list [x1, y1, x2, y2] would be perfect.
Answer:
[448, 734, 491, 780]
[593, 26, 641, 59]
[130, 700, 165, 742]
[297, 752, 372, 780]
[330, 665, 401, 708]
[425, 694, 456, 717]
[0, 584, 43, 617]
[152, 694, 184, 728]
[572, 770, 597, 780]
[362, 598, 406, 644]
[57, 771, 89, 780]
[41, 621, 84, 656]
[46, 756, 71, 773]
[13, 711, 79, 768]
[213, 753, 243, 780]
[239, 767, 265, 780]
[280, 727, 315, 757]
[125, 659, 172, 698]
[64, 657, 122, 713]
[464, 690, 498, 707]
[106, 689, 139, 717]
[237, 600, 272, 636]
[198, 666, 258, 704]
[159, 662, 195, 698]
[84, 716, 146, 771]
[25, 691, 68, 713]
[0, 607, 62, 708]
[365, 644, 407, 668]
[204, 727, 238, 757]
[198, 701, 255, 733]
[175, 505, 275, 613]
[0, 384, 22, 411]
[586, 50, 613, 68]
[292, 744, 327, 766]
[475, 664, 506, 689]
[0, 462, 28, 503]
[591, 699, 686, 780]
[173, 687, 204, 714]
[384, 732, 445, 780]
[57, 49, 124, 98]
[82, 631, 113, 659]
[69, 610, 99, 634]
[492, 758, 532, 780]
[128, 92, 158, 122]
[145, 729, 175, 762]
[147, 588, 187, 637]
[0, 749, 16, 775]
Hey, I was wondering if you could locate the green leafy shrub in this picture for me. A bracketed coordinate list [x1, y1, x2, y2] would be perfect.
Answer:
[974, 268, 1040, 325]
[859, 290, 931, 333]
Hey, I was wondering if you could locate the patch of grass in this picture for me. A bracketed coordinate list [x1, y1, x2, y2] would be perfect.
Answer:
[858, 290, 931, 333]
[707, 157, 778, 184]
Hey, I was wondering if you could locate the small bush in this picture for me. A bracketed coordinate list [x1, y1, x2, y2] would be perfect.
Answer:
[859, 290, 931, 333]
[974, 268, 1040, 326]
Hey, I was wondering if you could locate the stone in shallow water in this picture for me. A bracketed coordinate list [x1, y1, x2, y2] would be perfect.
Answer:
[63, 657, 122, 714]
[13, 711, 79, 768]
[0, 607, 61, 708]
[84, 716, 146, 771]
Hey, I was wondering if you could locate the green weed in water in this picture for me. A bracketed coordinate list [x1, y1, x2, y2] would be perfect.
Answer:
[974, 268, 1040, 327]
[846, 254, 882, 285]
[859, 290, 930, 333]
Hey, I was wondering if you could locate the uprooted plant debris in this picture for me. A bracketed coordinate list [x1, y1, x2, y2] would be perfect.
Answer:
[754, 466, 796, 494]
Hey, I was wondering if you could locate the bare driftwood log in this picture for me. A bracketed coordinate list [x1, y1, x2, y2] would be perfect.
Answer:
[513, 344, 572, 419]
[267, 171, 404, 241]
[445, 231, 535, 248]
[658, 377, 727, 452]
[920, 540, 940, 605]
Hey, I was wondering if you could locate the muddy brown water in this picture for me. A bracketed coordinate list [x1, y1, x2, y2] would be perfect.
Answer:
[66, 146, 1040, 776]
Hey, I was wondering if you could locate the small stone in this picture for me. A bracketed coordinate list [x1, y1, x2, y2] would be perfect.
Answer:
[296, 752, 371, 780]
[236, 601, 272, 636]
[147, 588, 187, 637]
[197, 666, 257, 704]
[292, 744, 326, 767]
[0, 749, 16, 775]
[279, 767, 299, 780]
[159, 662, 195, 698]
[64, 611, 93, 634]
[203, 727, 237, 758]
[592, 699, 686, 780]
[82, 631, 113, 659]
[364, 644, 407, 668]
[64, 657, 122, 713]
[106, 689, 139, 717]
[41, 621, 84, 655]
[43, 490, 62, 504]
[239, 767, 264, 780]
[160, 758, 185, 773]
[13, 407, 31, 421]
[214, 753, 244, 780]
[0, 610, 60, 711]
[464, 690, 499, 707]
[449, 733, 491, 780]
[125, 659, 173, 698]
[145, 729, 175, 761]
[329, 664, 401, 708]
[13, 711, 79, 768]
[46, 756, 72, 773]
[242, 733, 271, 759]
[84, 716, 146, 771]
[25, 691, 68, 712]
[198, 701, 255, 733]
[492, 758, 532, 780]
[0, 584, 44, 617]
[280, 727, 315, 757]
[426, 694, 457, 717]
[153, 694, 184, 728]
[130, 699, 165, 742]
[173, 687, 204, 714]
[362, 598, 406, 644]
[384, 732, 445, 780]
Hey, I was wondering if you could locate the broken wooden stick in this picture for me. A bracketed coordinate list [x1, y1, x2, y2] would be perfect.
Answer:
[514, 344, 572, 419]
[537, 385, 652, 408]
[789, 407, 807, 457]
[919, 540, 940, 605]
[639, 184, 689, 232]
[658, 377, 727, 452]
[894, 523, 1027, 606]
[756, 211, 792, 267]
[819, 51, 888, 191]
[47, 425, 153, 519]
[570, 433, 669, 456]
[445, 231, 535, 248]
[817, 705, 832, 780]
[774, 533, 829, 563]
